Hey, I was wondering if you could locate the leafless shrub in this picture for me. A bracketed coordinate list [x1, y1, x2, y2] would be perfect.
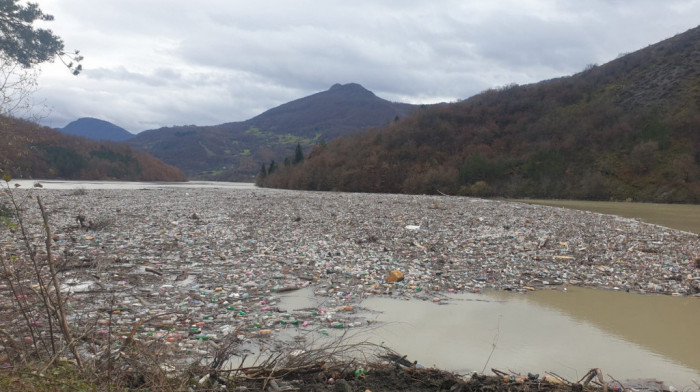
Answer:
[0, 181, 83, 369]
[86, 217, 113, 231]
[70, 186, 88, 196]
[0, 183, 210, 389]
[199, 329, 389, 390]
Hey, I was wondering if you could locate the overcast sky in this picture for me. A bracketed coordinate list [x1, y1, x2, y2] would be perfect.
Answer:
[30, 0, 700, 133]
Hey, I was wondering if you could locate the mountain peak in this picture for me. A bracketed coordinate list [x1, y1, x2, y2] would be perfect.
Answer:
[128, 84, 418, 180]
[241, 83, 405, 137]
[61, 117, 133, 142]
[328, 83, 376, 98]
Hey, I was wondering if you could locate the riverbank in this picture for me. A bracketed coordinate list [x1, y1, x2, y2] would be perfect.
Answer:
[1, 186, 698, 389]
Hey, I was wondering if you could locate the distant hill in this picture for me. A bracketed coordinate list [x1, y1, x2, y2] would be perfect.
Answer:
[60, 117, 134, 142]
[241, 83, 417, 139]
[0, 116, 186, 181]
[127, 83, 418, 180]
[259, 26, 700, 203]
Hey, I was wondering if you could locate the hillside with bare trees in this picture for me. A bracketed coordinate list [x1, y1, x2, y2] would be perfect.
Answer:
[259, 26, 700, 203]
[0, 116, 186, 181]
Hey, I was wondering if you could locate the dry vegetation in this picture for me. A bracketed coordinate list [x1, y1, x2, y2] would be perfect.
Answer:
[0, 116, 186, 181]
[259, 26, 700, 203]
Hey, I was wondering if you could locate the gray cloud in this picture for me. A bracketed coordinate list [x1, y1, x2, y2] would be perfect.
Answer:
[29, 0, 700, 132]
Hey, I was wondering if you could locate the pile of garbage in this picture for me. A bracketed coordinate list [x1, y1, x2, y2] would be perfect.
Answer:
[1, 187, 698, 368]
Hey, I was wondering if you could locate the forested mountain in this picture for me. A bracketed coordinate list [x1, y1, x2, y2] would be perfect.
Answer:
[59, 117, 134, 142]
[0, 116, 186, 181]
[240, 83, 417, 140]
[259, 26, 700, 203]
[127, 83, 417, 180]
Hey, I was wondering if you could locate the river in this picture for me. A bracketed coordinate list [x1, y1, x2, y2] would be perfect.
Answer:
[5, 179, 700, 388]
[8, 179, 256, 190]
[514, 199, 700, 235]
[281, 286, 700, 389]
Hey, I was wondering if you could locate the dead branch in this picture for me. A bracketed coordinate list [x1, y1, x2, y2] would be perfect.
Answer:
[545, 371, 573, 385]
[607, 373, 626, 391]
[580, 368, 608, 392]
[144, 267, 162, 276]
[39, 196, 83, 369]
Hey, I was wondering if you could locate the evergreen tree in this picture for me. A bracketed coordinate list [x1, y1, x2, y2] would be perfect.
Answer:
[268, 160, 277, 174]
[0, 0, 82, 73]
[294, 143, 304, 164]
[255, 163, 267, 186]
[0, 0, 82, 118]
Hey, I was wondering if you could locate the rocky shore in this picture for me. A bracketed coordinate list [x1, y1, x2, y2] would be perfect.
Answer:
[1, 186, 698, 377]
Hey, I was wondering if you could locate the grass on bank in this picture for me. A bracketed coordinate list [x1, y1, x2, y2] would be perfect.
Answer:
[0, 363, 95, 392]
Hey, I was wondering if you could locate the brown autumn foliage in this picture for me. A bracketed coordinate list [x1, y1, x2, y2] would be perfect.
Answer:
[259, 26, 700, 203]
[0, 116, 186, 181]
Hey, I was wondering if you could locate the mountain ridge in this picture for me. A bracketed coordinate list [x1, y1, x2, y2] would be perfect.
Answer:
[0, 116, 186, 181]
[127, 83, 419, 180]
[258, 25, 700, 203]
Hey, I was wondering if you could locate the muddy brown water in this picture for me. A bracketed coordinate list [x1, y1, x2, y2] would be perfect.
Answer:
[512, 199, 700, 235]
[281, 287, 700, 389]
